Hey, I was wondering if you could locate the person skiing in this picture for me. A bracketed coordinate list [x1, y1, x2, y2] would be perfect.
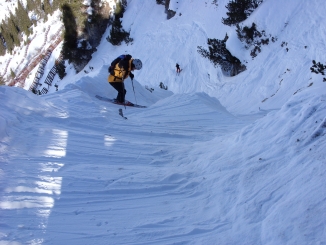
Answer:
[176, 63, 181, 73]
[108, 55, 142, 104]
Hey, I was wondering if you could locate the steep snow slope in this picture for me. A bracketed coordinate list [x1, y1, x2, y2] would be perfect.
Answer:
[0, 82, 253, 244]
[221, 0, 326, 114]
[111, 0, 326, 115]
[0, 0, 326, 244]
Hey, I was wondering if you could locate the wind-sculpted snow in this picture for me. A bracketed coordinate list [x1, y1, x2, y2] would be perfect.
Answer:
[0, 84, 250, 244]
[1, 70, 326, 244]
[1, 0, 326, 244]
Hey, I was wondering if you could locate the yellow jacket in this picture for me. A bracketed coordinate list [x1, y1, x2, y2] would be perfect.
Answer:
[108, 59, 133, 83]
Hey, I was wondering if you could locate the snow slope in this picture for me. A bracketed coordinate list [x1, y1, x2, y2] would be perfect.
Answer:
[1, 0, 326, 244]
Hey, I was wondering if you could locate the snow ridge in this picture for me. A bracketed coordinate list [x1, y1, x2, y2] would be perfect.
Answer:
[0, 0, 326, 244]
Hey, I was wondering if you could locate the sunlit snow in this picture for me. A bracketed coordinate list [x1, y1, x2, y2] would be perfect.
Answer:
[0, 0, 326, 244]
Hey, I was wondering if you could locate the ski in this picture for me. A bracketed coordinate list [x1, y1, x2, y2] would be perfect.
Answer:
[95, 95, 147, 108]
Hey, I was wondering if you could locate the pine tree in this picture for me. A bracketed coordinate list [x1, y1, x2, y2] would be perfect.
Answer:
[61, 4, 78, 63]
[0, 74, 5, 85]
[43, 0, 54, 16]
[236, 22, 262, 45]
[8, 12, 21, 47]
[34, 0, 43, 15]
[56, 61, 66, 79]
[51, 0, 61, 11]
[114, 1, 125, 19]
[26, 0, 36, 11]
[94, 0, 105, 17]
[1, 20, 15, 53]
[222, 0, 263, 26]
[10, 68, 16, 79]
[197, 38, 245, 76]
[30, 0, 45, 20]
[108, 19, 131, 46]
[0, 75, 5, 85]
[16, 0, 32, 36]
[0, 34, 6, 56]
[26, 0, 38, 26]
[108, 19, 123, 45]
[107, 0, 132, 46]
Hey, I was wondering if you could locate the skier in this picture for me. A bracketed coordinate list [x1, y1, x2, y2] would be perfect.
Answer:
[176, 63, 181, 74]
[108, 55, 142, 104]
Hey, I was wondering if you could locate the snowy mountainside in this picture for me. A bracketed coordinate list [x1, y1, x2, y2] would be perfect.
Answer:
[0, 0, 326, 244]
[221, 0, 326, 114]
[79, 0, 326, 115]
[198, 87, 326, 244]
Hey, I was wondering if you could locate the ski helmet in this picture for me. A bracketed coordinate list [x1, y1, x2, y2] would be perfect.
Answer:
[132, 59, 142, 70]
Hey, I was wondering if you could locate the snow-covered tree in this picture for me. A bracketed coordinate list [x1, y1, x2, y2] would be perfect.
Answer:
[222, 0, 263, 26]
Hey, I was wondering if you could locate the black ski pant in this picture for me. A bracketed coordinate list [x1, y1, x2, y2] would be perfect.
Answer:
[109, 82, 126, 103]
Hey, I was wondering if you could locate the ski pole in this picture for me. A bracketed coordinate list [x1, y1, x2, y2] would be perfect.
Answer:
[122, 80, 126, 109]
[131, 78, 137, 105]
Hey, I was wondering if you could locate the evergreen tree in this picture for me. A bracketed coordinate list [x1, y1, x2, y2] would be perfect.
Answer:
[43, 0, 54, 16]
[94, 0, 105, 18]
[61, 4, 78, 63]
[236, 22, 262, 45]
[51, 0, 61, 11]
[222, 0, 263, 26]
[0, 74, 5, 85]
[121, 0, 127, 9]
[26, 0, 38, 26]
[16, 0, 32, 36]
[33, 0, 43, 16]
[197, 38, 246, 76]
[114, 1, 125, 19]
[1, 20, 15, 53]
[165, 0, 170, 11]
[83, 0, 111, 47]
[0, 34, 6, 56]
[8, 12, 21, 47]
[108, 19, 131, 46]
[56, 61, 66, 79]
[26, 0, 36, 11]
[10, 68, 16, 79]
[107, 1, 132, 46]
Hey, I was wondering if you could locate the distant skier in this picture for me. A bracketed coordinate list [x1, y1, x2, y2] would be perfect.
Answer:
[108, 55, 142, 103]
[176, 63, 181, 74]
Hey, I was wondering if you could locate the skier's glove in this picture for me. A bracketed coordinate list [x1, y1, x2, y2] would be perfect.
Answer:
[130, 73, 134, 80]
[108, 66, 113, 74]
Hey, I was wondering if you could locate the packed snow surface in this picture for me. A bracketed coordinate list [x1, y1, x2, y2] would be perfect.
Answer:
[0, 0, 326, 244]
